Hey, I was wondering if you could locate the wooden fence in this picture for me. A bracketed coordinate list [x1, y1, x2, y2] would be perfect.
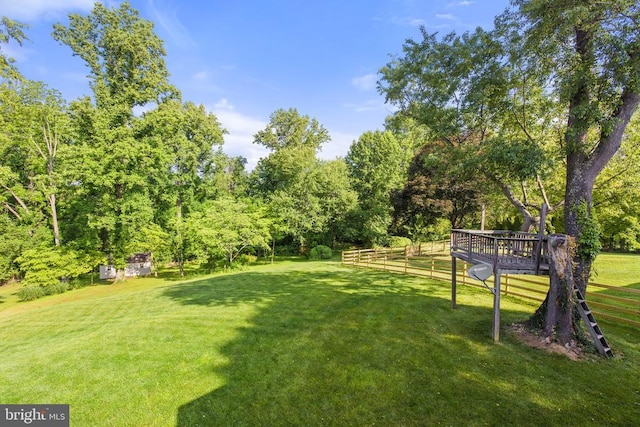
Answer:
[342, 243, 640, 328]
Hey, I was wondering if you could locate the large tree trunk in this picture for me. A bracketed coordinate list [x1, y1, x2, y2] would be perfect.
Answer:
[564, 156, 596, 295]
[527, 240, 580, 345]
[527, 235, 576, 344]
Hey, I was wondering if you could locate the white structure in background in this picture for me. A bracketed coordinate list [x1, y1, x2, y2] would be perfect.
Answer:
[99, 253, 152, 280]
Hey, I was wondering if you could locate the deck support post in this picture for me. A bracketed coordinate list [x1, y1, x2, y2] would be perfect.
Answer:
[451, 256, 457, 309]
[493, 270, 501, 342]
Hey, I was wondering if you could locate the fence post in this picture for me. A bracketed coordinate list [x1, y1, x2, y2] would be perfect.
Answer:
[405, 252, 408, 274]
[431, 258, 435, 278]
[504, 274, 510, 296]
[462, 262, 467, 285]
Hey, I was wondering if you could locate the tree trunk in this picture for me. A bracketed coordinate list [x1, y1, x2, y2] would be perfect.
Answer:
[271, 238, 275, 263]
[49, 193, 60, 246]
[527, 235, 576, 344]
[564, 163, 595, 295]
[176, 194, 184, 277]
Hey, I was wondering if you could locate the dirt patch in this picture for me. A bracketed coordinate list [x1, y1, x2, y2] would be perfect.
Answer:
[507, 323, 590, 361]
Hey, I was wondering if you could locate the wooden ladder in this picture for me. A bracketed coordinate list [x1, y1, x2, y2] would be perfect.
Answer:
[574, 286, 613, 357]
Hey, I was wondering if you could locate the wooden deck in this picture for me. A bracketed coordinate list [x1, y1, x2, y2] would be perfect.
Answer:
[450, 228, 550, 342]
[450, 229, 549, 275]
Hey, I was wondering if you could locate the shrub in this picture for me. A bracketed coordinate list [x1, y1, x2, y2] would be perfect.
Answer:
[309, 245, 333, 260]
[46, 281, 69, 295]
[17, 285, 46, 302]
[17, 246, 94, 287]
[237, 254, 258, 265]
[386, 236, 412, 248]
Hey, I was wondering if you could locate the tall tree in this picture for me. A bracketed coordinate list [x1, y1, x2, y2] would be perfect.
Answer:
[52, 2, 177, 110]
[19, 82, 69, 247]
[1, 80, 68, 248]
[345, 130, 413, 245]
[251, 108, 357, 249]
[53, 2, 179, 266]
[503, 0, 640, 293]
[252, 108, 322, 248]
[136, 100, 226, 276]
[379, 27, 562, 233]
[391, 141, 482, 239]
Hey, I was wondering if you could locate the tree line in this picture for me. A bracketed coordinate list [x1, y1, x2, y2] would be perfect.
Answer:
[1, 1, 639, 297]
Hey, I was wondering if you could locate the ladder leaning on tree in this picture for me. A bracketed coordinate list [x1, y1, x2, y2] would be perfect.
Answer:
[573, 286, 613, 357]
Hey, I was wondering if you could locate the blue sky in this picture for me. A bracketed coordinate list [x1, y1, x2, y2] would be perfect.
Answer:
[1, 0, 510, 169]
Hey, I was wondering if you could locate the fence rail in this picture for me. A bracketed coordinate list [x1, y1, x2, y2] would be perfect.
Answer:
[342, 244, 640, 328]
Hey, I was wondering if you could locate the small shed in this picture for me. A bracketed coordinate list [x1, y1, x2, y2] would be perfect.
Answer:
[99, 253, 152, 280]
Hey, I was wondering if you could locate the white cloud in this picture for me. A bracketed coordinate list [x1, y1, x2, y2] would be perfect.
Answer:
[208, 100, 364, 169]
[1, 43, 28, 62]
[352, 73, 377, 91]
[0, 0, 94, 21]
[436, 14, 457, 21]
[319, 131, 359, 161]
[389, 16, 426, 27]
[193, 71, 209, 81]
[146, 0, 196, 49]
[188, 70, 220, 93]
[207, 101, 371, 169]
[343, 99, 388, 113]
[208, 98, 268, 171]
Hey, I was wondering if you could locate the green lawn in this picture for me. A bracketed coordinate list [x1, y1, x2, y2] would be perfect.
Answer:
[592, 252, 640, 287]
[0, 258, 639, 426]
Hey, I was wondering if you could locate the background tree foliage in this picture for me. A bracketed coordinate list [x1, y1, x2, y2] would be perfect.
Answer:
[379, 25, 562, 234]
[1, 1, 639, 314]
[0, 17, 27, 80]
[252, 108, 357, 250]
[345, 130, 414, 245]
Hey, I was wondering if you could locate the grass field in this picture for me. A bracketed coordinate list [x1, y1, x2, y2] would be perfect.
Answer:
[0, 257, 639, 426]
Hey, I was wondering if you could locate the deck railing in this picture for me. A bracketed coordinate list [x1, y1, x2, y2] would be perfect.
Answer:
[450, 229, 548, 273]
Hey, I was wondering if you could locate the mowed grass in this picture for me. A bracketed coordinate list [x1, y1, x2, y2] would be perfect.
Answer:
[592, 252, 640, 287]
[0, 259, 639, 426]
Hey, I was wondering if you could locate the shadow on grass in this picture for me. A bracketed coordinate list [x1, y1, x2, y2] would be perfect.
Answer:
[165, 266, 623, 426]
[626, 282, 640, 290]
[157, 257, 310, 282]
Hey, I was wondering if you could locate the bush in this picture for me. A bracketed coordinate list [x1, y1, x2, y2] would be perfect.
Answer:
[237, 254, 258, 265]
[386, 236, 412, 248]
[17, 285, 46, 302]
[17, 246, 94, 287]
[47, 281, 69, 295]
[309, 245, 333, 260]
